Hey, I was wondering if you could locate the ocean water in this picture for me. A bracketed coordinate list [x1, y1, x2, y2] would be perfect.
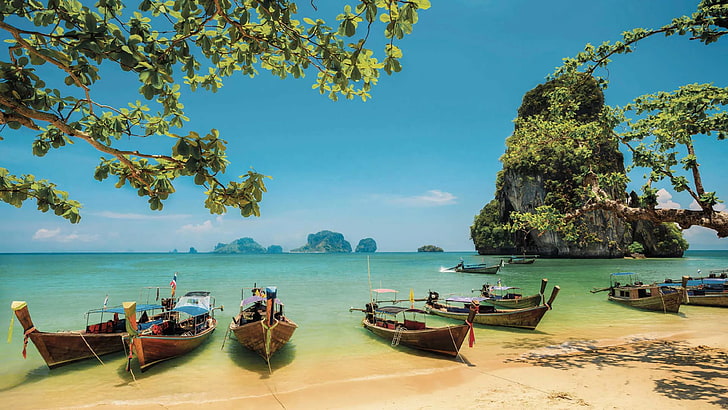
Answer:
[0, 251, 726, 408]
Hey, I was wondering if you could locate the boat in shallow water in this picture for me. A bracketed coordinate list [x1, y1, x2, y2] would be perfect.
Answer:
[474, 278, 548, 309]
[425, 285, 560, 330]
[452, 259, 504, 274]
[659, 274, 728, 308]
[592, 272, 682, 313]
[352, 289, 476, 357]
[228, 286, 298, 365]
[125, 291, 220, 372]
[9, 300, 165, 369]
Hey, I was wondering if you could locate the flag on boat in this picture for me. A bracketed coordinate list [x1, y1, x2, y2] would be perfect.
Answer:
[170, 272, 177, 297]
[409, 288, 415, 308]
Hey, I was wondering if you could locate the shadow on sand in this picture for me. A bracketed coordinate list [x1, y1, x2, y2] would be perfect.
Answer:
[509, 339, 728, 408]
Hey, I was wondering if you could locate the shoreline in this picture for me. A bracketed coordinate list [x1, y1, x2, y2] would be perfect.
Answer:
[9, 330, 722, 410]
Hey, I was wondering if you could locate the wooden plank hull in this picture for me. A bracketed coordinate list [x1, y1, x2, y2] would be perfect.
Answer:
[230, 318, 298, 360]
[608, 292, 682, 313]
[362, 319, 469, 357]
[130, 319, 216, 372]
[426, 305, 548, 330]
[682, 293, 728, 307]
[481, 293, 542, 309]
[455, 265, 500, 274]
[27, 331, 126, 369]
[12, 303, 126, 369]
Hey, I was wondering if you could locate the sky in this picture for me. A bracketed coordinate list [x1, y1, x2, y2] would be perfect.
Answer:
[2, 0, 728, 253]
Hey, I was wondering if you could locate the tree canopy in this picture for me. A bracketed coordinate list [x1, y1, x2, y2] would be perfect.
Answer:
[0, 0, 431, 222]
[508, 0, 728, 239]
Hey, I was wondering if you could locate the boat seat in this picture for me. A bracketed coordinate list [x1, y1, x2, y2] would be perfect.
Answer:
[404, 319, 425, 330]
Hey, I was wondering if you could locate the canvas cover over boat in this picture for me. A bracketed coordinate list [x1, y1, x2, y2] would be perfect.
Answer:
[87, 304, 164, 315]
[172, 291, 212, 317]
[240, 296, 282, 307]
[445, 296, 486, 303]
[375, 306, 427, 315]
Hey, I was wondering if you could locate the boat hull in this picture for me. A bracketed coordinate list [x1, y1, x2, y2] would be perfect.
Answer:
[130, 319, 216, 372]
[13, 303, 126, 369]
[682, 292, 728, 307]
[608, 292, 682, 313]
[426, 305, 548, 330]
[362, 319, 469, 357]
[481, 293, 542, 309]
[27, 331, 126, 369]
[230, 318, 298, 360]
[454, 266, 500, 274]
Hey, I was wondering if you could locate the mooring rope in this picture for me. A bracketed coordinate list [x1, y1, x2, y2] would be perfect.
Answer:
[72, 331, 105, 365]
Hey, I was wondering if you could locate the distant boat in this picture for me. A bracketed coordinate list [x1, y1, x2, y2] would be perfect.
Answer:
[659, 274, 728, 308]
[474, 278, 549, 309]
[351, 289, 476, 357]
[506, 255, 538, 264]
[10, 299, 165, 369]
[228, 286, 298, 365]
[125, 291, 220, 372]
[425, 286, 559, 330]
[591, 272, 682, 313]
[452, 259, 504, 274]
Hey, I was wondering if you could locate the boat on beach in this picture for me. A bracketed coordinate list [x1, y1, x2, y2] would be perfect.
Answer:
[351, 289, 476, 357]
[125, 291, 220, 372]
[9, 299, 165, 369]
[425, 285, 560, 330]
[451, 258, 504, 274]
[592, 272, 683, 313]
[474, 278, 548, 309]
[660, 274, 728, 308]
[228, 286, 298, 365]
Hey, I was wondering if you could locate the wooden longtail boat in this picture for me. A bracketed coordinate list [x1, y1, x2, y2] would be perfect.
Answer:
[425, 286, 559, 330]
[474, 278, 548, 309]
[125, 291, 220, 372]
[592, 272, 682, 313]
[228, 286, 298, 365]
[352, 289, 476, 357]
[452, 259, 504, 274]
[506, 255, 538, 264]
[659, 275, 728, 308]
[9, 300, 165, 369]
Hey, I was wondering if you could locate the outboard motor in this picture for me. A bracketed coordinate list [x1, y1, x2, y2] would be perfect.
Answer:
[426, 290, 439, 304]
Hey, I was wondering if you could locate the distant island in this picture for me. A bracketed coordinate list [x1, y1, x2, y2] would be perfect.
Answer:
[355, 238, 377, 253]
[418, 245, 443, 252]
[213, 237, 283, 254]
[291, 230, 352, 253]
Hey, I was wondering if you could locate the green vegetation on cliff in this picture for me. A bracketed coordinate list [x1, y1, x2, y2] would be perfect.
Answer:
[417, 245, 443, 252]
[214, 237, 279, 254]
[355, 238, 377, 253]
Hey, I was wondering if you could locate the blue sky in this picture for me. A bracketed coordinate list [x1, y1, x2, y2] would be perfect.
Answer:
[2, 0, 728, 252]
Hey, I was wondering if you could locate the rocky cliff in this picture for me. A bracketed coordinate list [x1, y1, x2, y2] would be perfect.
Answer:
[355, 238, 377, 253]
[471, 74, 687, 258]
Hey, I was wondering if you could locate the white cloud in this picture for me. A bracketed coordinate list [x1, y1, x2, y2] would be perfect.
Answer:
[688, 199, 726, 211]
[655, 189, 681, 210]
[95, 211, 190, 220]
[32, 228, 98, 243]
[33, 228, 61, 240]
[177, 220, 215, 233]
[384, 190, 458, 207]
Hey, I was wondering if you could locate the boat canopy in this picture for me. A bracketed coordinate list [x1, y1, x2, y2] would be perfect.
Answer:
[490, 286, 518, 291]
[241, 295, 282, 307]
[446, 296, 486, 303]
[87, 304, 164, 315]
[375, 306, 427, 315]
[172, 291, 212, 317]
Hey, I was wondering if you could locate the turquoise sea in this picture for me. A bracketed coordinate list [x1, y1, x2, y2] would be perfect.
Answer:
[1, 251, 726, 408]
